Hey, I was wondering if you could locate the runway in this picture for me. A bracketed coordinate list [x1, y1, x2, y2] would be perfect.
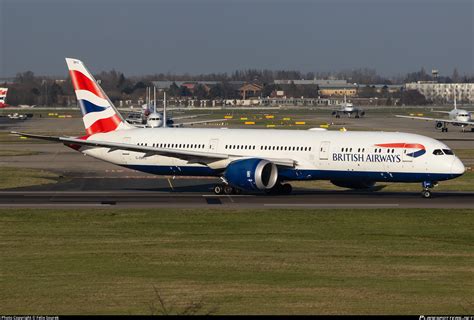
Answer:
[2, 189, 474, 208]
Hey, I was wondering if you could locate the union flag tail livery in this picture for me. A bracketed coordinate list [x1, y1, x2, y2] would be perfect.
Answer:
[66, 58, 131, 135]
[0, 88, 8, 108]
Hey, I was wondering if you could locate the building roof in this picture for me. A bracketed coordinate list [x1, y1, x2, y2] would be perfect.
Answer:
[274, 79, 350, 86]
[152, 80, 220, 89]
[239, 83, 264, 91]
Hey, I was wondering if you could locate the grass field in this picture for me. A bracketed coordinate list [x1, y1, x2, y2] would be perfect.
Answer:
[0, 167, 58, 189]
[1, 208, 472, 315]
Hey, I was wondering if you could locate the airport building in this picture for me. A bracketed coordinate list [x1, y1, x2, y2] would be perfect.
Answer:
[405, 81, 474, 103]
[274, 79, 358, 97]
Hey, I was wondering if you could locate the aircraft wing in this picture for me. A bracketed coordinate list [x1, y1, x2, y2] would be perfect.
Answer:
[431, 111, 451, 114]
[11, 131, 296, 167]
[172, 118, 228, 127]
[395, 115, 474, 126]
[170, 114, 211, 121]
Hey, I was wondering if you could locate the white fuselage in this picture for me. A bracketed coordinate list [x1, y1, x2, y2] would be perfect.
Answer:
[342, 103, 356, 113]
[80, 128, 465, 183]
[449, 108, 472, 124]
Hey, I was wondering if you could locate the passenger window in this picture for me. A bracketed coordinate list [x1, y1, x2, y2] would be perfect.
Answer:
[433, 149, 444, 155]
[443, 149, 454, 155]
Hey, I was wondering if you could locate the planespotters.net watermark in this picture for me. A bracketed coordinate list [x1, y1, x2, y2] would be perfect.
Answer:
[1, 317, 58, 320]
[420, 316, 474, 320]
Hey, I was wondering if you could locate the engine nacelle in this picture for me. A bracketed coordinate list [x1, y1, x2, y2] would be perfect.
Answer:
[435, 121, 443, 130]
[330, 180, 375, 190]
[224, 158, 278, 191]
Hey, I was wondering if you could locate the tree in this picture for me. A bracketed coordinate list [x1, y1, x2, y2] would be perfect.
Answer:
[261, 84, 278, 97]
[193, 84, 208, 99]
[209, 84, 223, 99]
[286, 81, 299, 97]
[452, 68, 460, 83]
[168, 82, 180, 97]
[179, 86, 191, 97]
[400, 89, 429, 105]
[358, 85, 377, 98]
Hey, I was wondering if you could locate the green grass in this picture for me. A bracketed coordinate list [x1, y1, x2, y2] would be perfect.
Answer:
[1, 208, 472, 315]
[0, 166, 58, 189]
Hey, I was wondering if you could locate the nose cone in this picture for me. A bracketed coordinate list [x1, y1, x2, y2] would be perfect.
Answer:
[451, 157, 465, 176]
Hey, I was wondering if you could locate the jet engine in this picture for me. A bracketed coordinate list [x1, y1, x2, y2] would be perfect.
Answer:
[224, 158, 278, 191]
[330, 180, 375, 189]
[435, 121, 443, 130]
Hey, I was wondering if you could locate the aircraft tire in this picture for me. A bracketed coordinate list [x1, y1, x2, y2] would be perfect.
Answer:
[223, 185, 234, 195]
[282, 183, 292, 194]
[421, 190, 432, 198]
[213, 184, 224, 195]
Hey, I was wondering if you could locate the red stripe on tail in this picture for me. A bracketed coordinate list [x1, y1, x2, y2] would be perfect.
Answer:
[85, 114, 122, 135]
[70, 70, 106, 99]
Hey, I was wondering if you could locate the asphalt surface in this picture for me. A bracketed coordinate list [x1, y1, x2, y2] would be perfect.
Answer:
[1, 177, 474, 208]
[1, 190, 474, 208]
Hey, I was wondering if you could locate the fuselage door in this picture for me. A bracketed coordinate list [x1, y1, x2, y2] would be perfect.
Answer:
[121, 137, 131, 163]
[319, 141, 330, 160]
[209, 138, 219, 152]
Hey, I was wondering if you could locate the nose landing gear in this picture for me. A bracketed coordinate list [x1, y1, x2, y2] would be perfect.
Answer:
[421, 181, 438, 198]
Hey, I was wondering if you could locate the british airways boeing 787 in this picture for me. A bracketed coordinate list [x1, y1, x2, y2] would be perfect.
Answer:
[13, 58, 465, 198]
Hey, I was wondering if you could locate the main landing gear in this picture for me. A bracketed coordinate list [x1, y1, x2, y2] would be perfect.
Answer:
[213, 182, 293, 195]
[421, 181, 437, 198]
[213, 183, 241, 195]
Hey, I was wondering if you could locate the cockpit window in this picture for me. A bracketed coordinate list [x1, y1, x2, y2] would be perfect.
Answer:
[443, 149, 454, 155]
[432, 149, 444, 155]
